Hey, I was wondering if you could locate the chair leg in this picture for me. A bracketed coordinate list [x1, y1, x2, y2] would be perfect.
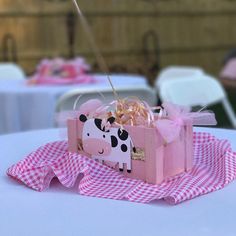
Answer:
[222, 98, 236, 128]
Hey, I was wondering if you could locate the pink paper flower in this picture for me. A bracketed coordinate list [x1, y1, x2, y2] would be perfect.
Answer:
[29, 57, 95, 85]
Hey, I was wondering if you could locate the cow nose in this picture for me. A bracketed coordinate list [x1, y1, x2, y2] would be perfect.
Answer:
[83, 138, 111, 156]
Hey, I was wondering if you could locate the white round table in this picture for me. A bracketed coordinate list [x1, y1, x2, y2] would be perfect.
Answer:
[0, 74, 148, 134]
[0, 127, 236, 236]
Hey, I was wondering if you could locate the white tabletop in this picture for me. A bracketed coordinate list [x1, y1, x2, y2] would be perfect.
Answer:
[0, 74, 148, 134]
[0, 127, 236, 236]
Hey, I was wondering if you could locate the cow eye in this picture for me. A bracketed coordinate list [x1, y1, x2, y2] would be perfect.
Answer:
[87, 133, 90, 136]
[103, 135, 105, 138]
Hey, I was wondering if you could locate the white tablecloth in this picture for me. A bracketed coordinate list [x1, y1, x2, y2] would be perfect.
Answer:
[0, 74, 148, 134]
[0, 127, 236, 236]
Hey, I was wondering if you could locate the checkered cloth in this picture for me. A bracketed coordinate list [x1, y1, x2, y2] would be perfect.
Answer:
[7, 132, 236, 204]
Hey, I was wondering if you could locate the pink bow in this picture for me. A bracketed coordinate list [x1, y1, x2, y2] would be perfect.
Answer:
[155, 102, 217, 144]
[78, 99, 107, 117]
[56, 99, 108, 127]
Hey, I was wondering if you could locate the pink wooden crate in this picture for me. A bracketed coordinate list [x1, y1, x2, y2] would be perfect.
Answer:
[67, 118, 193, 184]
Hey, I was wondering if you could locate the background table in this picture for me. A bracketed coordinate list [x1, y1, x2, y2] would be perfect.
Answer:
[0, 74, 148, 134]
[0, 127, 236, 236]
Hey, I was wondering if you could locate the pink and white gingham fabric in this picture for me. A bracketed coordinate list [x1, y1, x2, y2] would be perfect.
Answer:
[7, 132, 236, 204]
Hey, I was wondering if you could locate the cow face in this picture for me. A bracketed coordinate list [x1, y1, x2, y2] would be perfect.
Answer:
[80, 114, 115, 157]
[79, 114, 133, 172]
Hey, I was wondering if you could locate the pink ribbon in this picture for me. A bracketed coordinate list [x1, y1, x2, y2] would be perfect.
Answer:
[155, 102, 217, 144]
[56, 99, 107, 127]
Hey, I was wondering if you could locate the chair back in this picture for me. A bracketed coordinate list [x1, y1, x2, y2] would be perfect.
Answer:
[56, 86, 157, 112]
[160, 75, 225, 107]
[0, 63, 25, 80]
[159, 74, 236, 128]
[156, 66, 204, 89]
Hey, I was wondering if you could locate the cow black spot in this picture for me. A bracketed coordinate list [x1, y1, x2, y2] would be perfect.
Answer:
[79, 114, 87, 122]
[111, 135, 118, 147]
[121, 144, 128, 152]
[94, 119, 110, 132]
[107, 116, 115, 124]
[118, 129, 129, 140]
[94, 118, 103, 130]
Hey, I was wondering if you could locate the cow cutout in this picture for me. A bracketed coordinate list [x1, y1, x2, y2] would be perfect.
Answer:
[79, 114, 135, 173]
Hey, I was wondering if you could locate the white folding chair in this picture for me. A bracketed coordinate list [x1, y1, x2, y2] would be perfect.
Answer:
[156, 66, 204, 90]
[0, 63, 26, 80]
[56, 85, 157, 112]
[158, 74, 236, 128]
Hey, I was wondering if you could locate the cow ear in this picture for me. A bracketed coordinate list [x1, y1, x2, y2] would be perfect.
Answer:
[79, 114, 87, 122]
[107, 116, 115, 124]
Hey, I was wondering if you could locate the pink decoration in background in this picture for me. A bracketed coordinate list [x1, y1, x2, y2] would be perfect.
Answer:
[29, 57, 96, 85]
[220, 58, 236, 80]
[7, 132, 236, 204]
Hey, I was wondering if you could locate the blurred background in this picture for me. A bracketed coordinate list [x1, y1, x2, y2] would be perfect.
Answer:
[0, 0, 236, 133]
[1, 0, 235, 80]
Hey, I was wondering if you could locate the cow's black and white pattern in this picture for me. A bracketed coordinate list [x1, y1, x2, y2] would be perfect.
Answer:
[80, 114, 134, 172]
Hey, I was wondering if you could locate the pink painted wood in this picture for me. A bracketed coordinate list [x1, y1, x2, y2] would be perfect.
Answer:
[67, 118, 193, 184]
